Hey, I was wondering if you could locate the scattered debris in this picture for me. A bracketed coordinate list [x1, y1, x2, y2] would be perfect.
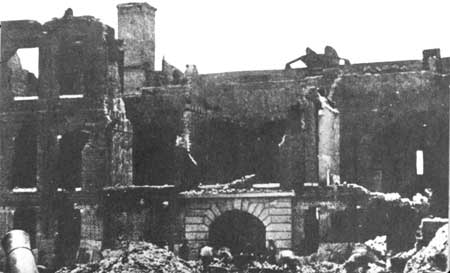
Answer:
[180, 175, 287, 196]
[314, 243, 354, 264]
[56, 241, 200, 273]
[403, 224, 448, 273]
[342, 243, 385, 273]
[365, 236, 387, 258]
[103, 184, 176, 191]
[387, 248, 417, 273]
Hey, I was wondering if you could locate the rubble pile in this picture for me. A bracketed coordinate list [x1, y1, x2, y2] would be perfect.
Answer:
[364, 236, 387, 258]
[56, 241, 200, 273]
[295, 261, 341, 273]
[340, 183, 429, 208]
[180, 175, 286, 196]
[314, 243, 355, 264]
[402, 224, 448, 273]
[341, 243, 386, 273]
[310, 221, 448, 273]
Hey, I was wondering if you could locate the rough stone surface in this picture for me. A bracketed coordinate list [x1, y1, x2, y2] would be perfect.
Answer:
[1, 2, 449, 270]
[403, 224, 448, 273]
[181, 193, 294, 259]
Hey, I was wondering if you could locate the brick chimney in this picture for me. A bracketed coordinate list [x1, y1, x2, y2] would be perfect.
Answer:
[117, 2, 156, 92]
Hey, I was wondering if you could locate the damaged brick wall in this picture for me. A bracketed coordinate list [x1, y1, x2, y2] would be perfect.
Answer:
[127, 69, 330, 191]
[1, 2, 449, 269]
[0, 9, 131, 269]
[333, 69, 449, 216]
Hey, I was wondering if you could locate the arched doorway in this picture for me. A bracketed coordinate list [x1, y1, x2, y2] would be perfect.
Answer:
[209, 210, 265, 255]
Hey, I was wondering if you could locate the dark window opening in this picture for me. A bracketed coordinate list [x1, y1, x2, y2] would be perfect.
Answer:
[303, 207, 320, 255]
[11, 121, 38, 189]
[133, 124, 177, 185]
[145, 200, 172, 247]
[56, 130, 89, 190]
[57, 43, 85, 95]
[13, 207, 37, 248]
[209, 210, 265, 255]
[55, 202, 81, 267]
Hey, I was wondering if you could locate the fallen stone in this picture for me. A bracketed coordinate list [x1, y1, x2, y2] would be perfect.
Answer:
[403, 223, 448, 273]
[388, 248, 417, 273]
[342, 243, 385, 273]
[315, 243, 355, 264]
[365, 236, 387, 258]
[55, 241, 200, 273]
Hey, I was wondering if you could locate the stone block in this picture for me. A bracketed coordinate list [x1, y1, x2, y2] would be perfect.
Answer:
[185, 232, 208, 241]
[275, 239, 292, 250]
[185, 217, 204, 224]
[267, 231, 292, 240]
[185, 224, 208, 233]
[270, 199, 292, 208]
[253, 203, 264, 217]
[247, 203, 257, 215]
[233, 199, 242, 210]
[263, 217, 271, 227]
[204, 217, 212, 226]
[271, 215, 292, 223]
[241, 199, 250, 212]
[186, 209, 207, 217]
[211, 204, 221, 217]
[267, 223, 292, 232]
[270, 208, 292, 216]
[204, 210, 216, 222]
[258, 208, 269, 221]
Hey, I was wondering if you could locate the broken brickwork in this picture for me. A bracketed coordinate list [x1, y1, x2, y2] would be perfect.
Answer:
[0, 8, 132, 269]
[0, 1, 448, 269]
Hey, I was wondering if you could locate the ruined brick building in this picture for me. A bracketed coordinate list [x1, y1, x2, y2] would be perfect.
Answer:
[0, 2, 448, 269]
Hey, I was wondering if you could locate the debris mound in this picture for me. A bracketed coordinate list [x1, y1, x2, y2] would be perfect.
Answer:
[364, 236, 387, 258]
[403, 223, 448, 273]
[56, 241, 199, 273]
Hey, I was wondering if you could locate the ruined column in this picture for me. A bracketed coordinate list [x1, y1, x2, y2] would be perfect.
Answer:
[117, 2, 156, 93]
[76, 204, 103, 263]
[318, 100, 340, 186]
[81, 127, 108, 191]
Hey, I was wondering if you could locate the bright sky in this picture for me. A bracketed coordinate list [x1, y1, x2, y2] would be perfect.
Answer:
[2, 0, 450, 75]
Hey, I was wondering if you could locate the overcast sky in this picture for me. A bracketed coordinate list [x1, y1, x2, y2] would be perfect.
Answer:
[2, 0, 450, 75]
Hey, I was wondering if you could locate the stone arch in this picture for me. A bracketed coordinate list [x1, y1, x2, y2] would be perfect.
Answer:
[202, 200, 271, 228]
[208, 210, 266, 254]
[183, 195, 293, 259]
